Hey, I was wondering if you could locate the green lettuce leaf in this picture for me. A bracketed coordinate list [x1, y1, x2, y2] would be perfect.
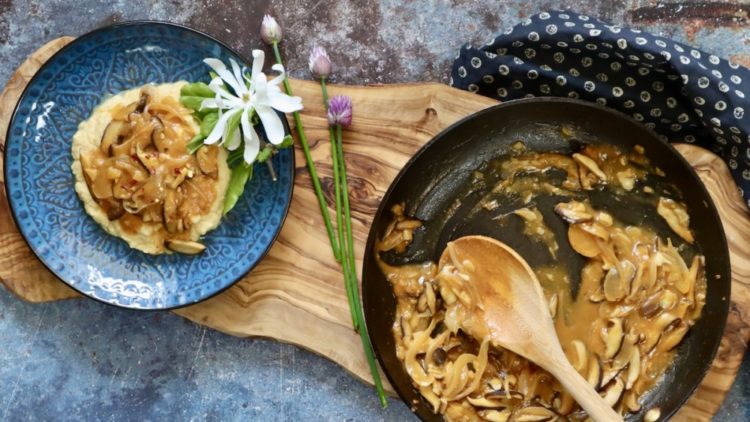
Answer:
[256, 145, 273, 163]
[200, 111, 219, 137]
[187, 134, 206, 155]
[223, 163, 253, 214]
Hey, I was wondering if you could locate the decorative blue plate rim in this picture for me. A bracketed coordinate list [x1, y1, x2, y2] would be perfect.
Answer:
[3, 20, 296, 310]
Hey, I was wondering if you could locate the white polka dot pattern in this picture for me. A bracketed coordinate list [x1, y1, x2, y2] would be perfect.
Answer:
[451, 10, 750, 208]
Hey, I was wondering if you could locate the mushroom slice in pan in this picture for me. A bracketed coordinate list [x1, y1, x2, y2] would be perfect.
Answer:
[656, 319, 689, 352]
[554, 201, 593, 224]
[603, 261, 635, 302]
[466, 396, 506, 408]
[513, 406, 557, 421]
[479, 409, 511, 422]
[587, 356, 602, 390]
[600, 378, 625, 408]
[569, 340, 588, 373]
[601, 318, 624, 359]
[656, 197, 694, 244]
[573, 153, 607, 181]
[568, 225, 599, 257]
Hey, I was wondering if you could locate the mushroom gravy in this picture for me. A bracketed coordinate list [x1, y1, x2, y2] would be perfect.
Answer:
[72, 83, 229, 254]
[376, 143, 706, 421]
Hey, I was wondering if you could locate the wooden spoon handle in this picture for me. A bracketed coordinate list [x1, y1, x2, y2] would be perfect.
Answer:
[547, 358, 623, 422]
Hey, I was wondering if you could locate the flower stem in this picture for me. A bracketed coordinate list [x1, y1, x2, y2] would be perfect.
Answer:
[272, 41, 340, 261]
[321, 78, 356, 326]
[320, 77, 330, 104]
[336, 125, 388, 408]
[321, 78, 345, 265]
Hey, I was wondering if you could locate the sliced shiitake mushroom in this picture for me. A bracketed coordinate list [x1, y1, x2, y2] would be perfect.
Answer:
[600, 378, 625, 408]
[601, 318, 624, 359]
[640, 292, 662, 318]
[100, 120, 128, 155]
[513, 405, 557, 421]
[466, 396, 505, 408]
[570, 340, 588, 374]
[136, 143, 160, 174]
[612, 334, 637, 371]
[150, 116, 169, 153]
[616, 169, 636, 191]
[554, 201, 593, 224]
[100, 198, 125, 220]
[603, 261, 635, 302]
[573, 153, 607, 181]
[625, 344, 640, 390]
[587, 356, 602, 390]
[568, 225, 599, 257]
[168, 167, 188, 190]
[601, 364, 624, 388]
[656, 197, 694, 244]
[196, 145, 219, 176]
[165, 239, 206, 254]
[623, 391, 641, 413]
[656, 319, 689, 352]
[479, 409, 511, 422]
[135, 91, 149, 113]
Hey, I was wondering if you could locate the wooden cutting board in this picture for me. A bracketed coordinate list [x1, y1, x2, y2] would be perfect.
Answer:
[1, 37, 749, 420]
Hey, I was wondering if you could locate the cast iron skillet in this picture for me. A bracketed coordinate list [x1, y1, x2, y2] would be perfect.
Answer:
[362, 98, 730, 421]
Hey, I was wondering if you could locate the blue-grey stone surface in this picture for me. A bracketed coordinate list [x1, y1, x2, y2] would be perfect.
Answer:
[1, 0, 748, 420]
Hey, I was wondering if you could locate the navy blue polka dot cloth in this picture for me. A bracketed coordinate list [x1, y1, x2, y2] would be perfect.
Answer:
[451, 10, 750, 209]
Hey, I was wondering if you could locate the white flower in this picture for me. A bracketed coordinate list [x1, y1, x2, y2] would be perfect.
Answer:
[199, 50, 303, 164]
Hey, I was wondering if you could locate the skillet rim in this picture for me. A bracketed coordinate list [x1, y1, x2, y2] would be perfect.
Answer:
[362, 96, 731, 420]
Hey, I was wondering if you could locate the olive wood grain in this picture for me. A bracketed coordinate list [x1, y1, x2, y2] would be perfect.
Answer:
[0, 38, 748, 420]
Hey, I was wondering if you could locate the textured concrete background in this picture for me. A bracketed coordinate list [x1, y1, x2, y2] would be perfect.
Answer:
[1, 0, 749, 420]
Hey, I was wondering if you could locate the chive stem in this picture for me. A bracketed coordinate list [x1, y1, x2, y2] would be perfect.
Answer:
[272, 41, 340, 261]
[336, 125, 388, 408]
[322, 78, 355, 325]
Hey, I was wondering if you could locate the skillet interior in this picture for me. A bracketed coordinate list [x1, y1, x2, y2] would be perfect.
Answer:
[362, 98, 731, 421]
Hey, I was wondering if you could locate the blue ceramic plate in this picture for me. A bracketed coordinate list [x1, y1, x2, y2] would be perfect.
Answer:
[4, 22, 294, 310]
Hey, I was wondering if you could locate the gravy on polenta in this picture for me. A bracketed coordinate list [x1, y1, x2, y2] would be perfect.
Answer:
[71, 82, 229, 255]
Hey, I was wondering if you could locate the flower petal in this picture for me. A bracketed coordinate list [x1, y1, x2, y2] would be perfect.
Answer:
[256, 105, 286, 144]
[199, 98, 220, 110]
[229, 58, 247, 96]
[208, 77, 242, 104]
[268, 64, 286, 86]
[250, 50, 265, 87]
[241, 108, 260, 163]
[266, 90, 304, 113]
[204, 58, 243, 95]
[204, 108, 241, 145]
[225, 123, 242, 150]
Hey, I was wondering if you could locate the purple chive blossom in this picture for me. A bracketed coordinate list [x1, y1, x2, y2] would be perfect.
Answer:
[328, 95, 353, 127]
[260, 15, 282, 44]
[309, 46, 332, 78]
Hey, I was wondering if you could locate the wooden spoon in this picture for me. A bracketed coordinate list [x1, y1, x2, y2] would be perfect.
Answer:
[439, 235, 622, 422]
